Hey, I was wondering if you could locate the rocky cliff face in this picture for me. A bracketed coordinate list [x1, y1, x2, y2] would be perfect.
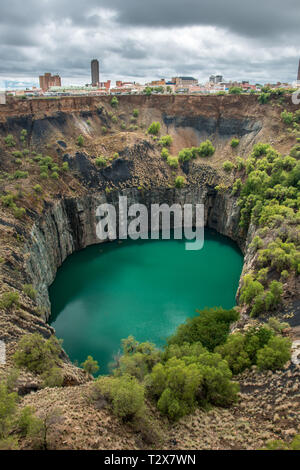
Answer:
[24, 186, 245, 319]
[0, 94, 272, 152]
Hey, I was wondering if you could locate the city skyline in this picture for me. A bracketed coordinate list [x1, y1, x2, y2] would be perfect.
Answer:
[0, 0, 299, 86]
[1, 57, 299, 92]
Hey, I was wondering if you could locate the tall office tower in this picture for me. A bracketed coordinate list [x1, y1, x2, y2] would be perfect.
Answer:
[297, 59, 300, 82]
[91, 59, 100, 87]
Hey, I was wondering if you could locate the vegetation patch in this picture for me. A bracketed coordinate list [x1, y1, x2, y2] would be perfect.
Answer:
[13, 334, 63, 388]
[90, 307, 291, 423]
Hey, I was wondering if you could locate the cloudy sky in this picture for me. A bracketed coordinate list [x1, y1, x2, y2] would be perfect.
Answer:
[0, 0, 299, 87]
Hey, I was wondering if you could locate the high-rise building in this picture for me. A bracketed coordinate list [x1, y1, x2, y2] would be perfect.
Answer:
[297, 59, 300, 82]
[215, 75, 223, 83]
[91, 59, 100, 87]
[39, 73, 61, 91]
[209, 75, 223, 84]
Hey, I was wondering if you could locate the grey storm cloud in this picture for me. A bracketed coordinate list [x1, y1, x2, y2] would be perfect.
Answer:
[99, 0, 300, 38]
[0, 0, 299, 84]
[1, 0, 299, 38]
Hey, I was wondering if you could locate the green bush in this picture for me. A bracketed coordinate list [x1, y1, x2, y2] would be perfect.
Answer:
[111, 96, 119, 108]
[101, 126, 107, 134]
[33, 185, 42, 194]
[178, 148, 194, 162]
[14, 206, 26, 219]
[81, 356, 99, 375]
[0, 382, 18, 443]
[0, 292, 19, 310]
[62, 162, 69, 172]
[289, 144, 300, 158]
[250, 235, 263, 251]
[13, 170, 28, 179]
[215, 333, 251, 374]
[159, 135, 173, 147]
[13, 333, 62, 377]
[147, 351, 239, 421]
[147, 122, 161, 135]
[198, 140, 215, 157]
[12, 151, 23, 158]
[231, 138, 240, 148]
[223, 161, 235, 172]
[93, 374, 145, 421]
[1, 193, 27, 219]
[281, 109, 294, 125]
[17, 405, 43, 441]
[132, 109, 139, 118]
[248, 280, 283, 318]
[216, 326, 276, 374]
[235, 157, 245, 171]
[113, 337, 160, 381]
[22, 284, 36, 300]
[258, 92, 271, 104]
[166, 156, 179, 168]
[294, 109, 300, 123]
[240, 274, 264, 305]
[258, 239, 299, 273]
[256, 268, 268, 284]
[264, 434, 300, 450]
[39, 156, 53, 168]
[161, 148, 169, 160]
[238, 273, 276, 316]
[174, 176, 186, 188]
[256, 336, 291, 370]
[232, 178, 242, 196]
[229, 87, 242, 94]
[267, 317, 289, 333]
[143, 87, 152, 96]
[76, 135, 84, 147]
[42, 367, 64, 388]
[149, 358, 202, 420]
[95, 156, 107, 168]
[167, 307, 239, 352]
[195, 352, 239, 407]
[4, 135, 16, 147]
[1, 193, 16, 208]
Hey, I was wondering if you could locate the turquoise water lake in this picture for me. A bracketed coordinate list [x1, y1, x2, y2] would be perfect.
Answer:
[49, 229, 243, 374]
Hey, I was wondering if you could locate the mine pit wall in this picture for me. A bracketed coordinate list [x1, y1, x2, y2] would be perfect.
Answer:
[0, 95, 266, 148]
[24, 186, 246, 320]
